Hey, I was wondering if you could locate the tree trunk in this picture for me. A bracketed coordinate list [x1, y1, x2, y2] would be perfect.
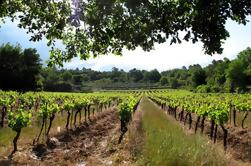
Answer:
[44, 118, 47, 138]
[184, 112, 189, 125]
[118, 131, 126, 144]
[200, 116, 206, 134]
[233, 108, 237, 126]
[120, 120, 127, 133]
[74, 109, 80, 127]
[166, 106, 169, 113]
[88, 105, 91, 120]
[37, 117, 45, 142]
[84, 107, 87, 122]
[12, 129, 21, 154]
[133, 100, 140, 113]
[79, 109, 82, 124]
[65, 110, 71, 130]
[1, 106, 7, 127]
[229, 106, 232, 125]
[179, 110, 184, 122]
[221, 125, 228, 151]
[213, 124, 218, 143]
[47, 113, 55, 136]
[174, 106, 177, 120]
[195, 116, 201, 133]
[241, 112, 248, 129]
[70, 110, 74, 128]
[210, 120, 215, 140]
[188, 113, 192, 129]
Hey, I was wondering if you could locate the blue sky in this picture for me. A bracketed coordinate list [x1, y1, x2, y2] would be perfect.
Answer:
[0, 17, 251, 71]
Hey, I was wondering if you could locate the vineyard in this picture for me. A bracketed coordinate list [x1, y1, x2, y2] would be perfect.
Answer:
[149, 90, 251, 148]
[0, 91, 140, 158]
[0, 90, 250, 165]
[1, 0, 251, 165]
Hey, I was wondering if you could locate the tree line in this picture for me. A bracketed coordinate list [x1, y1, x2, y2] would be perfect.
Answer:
[162, 48, 251, 93]
[0, 43, 250, 93]
[0, 43, 42, 91]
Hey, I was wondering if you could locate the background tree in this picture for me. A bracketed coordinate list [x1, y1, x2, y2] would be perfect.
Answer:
[169, 78, 179, 89]
[42, 67, 60, 91]
[1, 43, 250, 93]
[0, 43, 22, 90]
[39, 48, 251, 92]
[189, 65, 206, 88]
[110, 67, 121, 82]
[61, 71, 73, 82]
[225, 48, 251, 92]
[73, 75, 83, 85]
[160, 76, 169, 86]
[0, 43, 42, 91]
[144, 69, 161, 83]
[21, 48, 42, 90]
[129, 68, 144, 82]
[205, 59, 230, 92]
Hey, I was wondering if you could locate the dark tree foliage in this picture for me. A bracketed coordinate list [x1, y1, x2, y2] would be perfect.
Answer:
[61, 71, 73, 82]
[225, 48, 251, 92]
[129, 68, 144, 82]
[44, 83, 72, 92]
[1, 42, 250, 93]
[144, 69, 161, 83]
[39, 47, 251, 92]
[160, 76, 168, 86]
[21, 48, 42, 90]
[205, 58, 230, 92]
[160, 47, 251, 92]
[189, 64, 206, 88]
[41, 67, 73, 92]
[73, 75, 83, 85]
[169, 78, 179, 89]
[1, 0, 251, 66]
[0, 43, 42, 91]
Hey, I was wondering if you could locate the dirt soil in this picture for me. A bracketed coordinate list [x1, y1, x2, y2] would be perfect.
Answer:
[0, 108, 134, 166]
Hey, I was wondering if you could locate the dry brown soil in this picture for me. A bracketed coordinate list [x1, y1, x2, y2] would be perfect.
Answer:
[0, 108, 134, 166]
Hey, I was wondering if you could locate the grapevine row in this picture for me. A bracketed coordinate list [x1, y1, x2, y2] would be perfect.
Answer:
[0, 91, 141, 157]
[148, 91, 251, 150]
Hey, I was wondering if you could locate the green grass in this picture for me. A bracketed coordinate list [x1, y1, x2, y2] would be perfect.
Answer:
[138, 97, 227, 166]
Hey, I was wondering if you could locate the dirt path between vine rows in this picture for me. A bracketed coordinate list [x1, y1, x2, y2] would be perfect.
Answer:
[1, 108, 134, 166]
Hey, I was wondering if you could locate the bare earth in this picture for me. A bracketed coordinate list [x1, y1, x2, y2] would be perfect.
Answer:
[0, 108, 133, 166]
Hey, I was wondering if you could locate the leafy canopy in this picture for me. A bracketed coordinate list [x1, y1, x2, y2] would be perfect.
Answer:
[1, 0, 251, 66]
